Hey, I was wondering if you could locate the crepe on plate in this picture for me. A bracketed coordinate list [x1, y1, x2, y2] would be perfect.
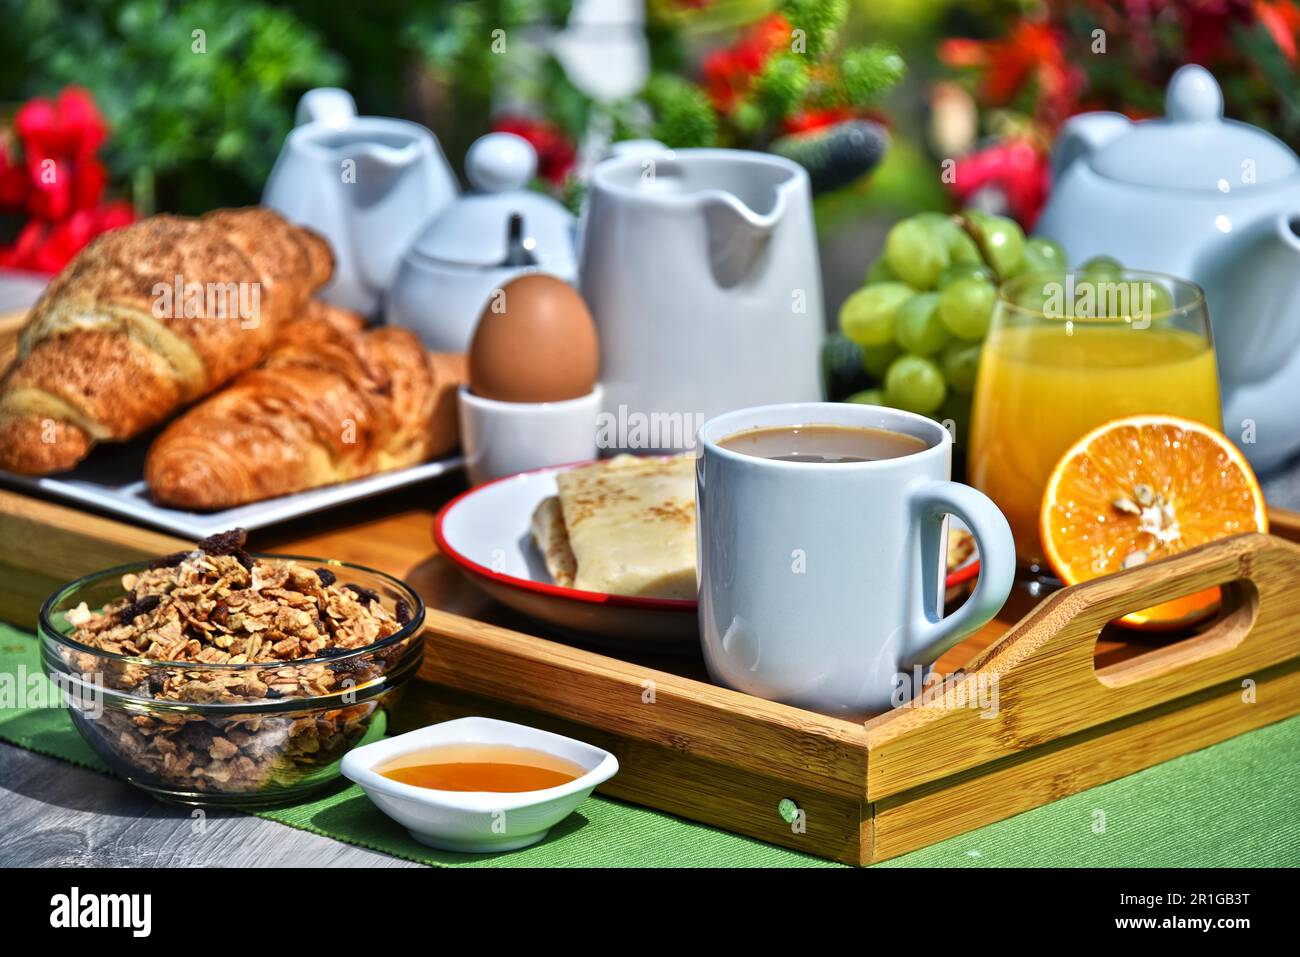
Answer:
[530, 454, 696, 599]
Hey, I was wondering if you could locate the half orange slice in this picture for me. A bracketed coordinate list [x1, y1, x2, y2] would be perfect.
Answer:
[1040, 414, 1267, 628]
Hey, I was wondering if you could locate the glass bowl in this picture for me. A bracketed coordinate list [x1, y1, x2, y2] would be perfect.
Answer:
[39, 556, 425, 808]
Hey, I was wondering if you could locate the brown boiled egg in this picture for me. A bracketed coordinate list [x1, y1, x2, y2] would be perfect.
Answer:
[468, 273, 599, 402]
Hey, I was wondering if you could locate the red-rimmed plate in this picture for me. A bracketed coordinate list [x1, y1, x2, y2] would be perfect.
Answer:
[946, 543, 980, 602]
[434, 463, 700, 652]
[433, 461, 981, 653]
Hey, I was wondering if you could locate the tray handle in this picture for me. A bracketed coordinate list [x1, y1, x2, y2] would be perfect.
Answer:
[967, 531, 1290, 696]
[866, 531, 1300, 797]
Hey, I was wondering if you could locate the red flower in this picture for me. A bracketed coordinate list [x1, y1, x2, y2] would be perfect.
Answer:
[940, 20, 1083, 128]
[95, 199, 136, 233]
[1254, 0, 1300, 61]
[0, 220, 47, 272]
[34, 211, 99, 273]
[490, 116, 577, 186]
[15, 87, 107, 159]
[0, 143, 31, 210]
[23, 153, 109, 221]
[0, 87, 134, 274]
[782, 106, 854, 135]
[702, 13, 792, 114]
[946, 139, 1051, 230]
[15, 87, 110, 221]
[0, 201, 136, 274]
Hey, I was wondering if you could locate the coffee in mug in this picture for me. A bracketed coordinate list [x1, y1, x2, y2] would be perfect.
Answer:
[719, 424, 927, 464]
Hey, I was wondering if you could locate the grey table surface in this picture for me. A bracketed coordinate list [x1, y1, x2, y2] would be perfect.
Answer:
[0, 745, 421, 868]
[3, 269, 1300, 868]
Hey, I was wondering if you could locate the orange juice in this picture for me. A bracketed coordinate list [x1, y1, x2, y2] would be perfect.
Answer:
[969, 323, 1222, 568]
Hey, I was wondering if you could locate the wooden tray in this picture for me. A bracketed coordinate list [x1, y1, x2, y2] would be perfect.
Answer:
[2, 486, 1299, 866]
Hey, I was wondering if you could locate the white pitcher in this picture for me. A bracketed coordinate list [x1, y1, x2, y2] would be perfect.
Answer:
[262, 88, 459, 316]
[578, 149, 824, 451]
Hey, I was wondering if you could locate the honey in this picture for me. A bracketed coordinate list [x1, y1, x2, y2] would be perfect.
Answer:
[377, 743, 586, 792]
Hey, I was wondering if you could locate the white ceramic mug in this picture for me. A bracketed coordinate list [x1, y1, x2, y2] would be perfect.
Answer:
[696, 402, 1015, 715]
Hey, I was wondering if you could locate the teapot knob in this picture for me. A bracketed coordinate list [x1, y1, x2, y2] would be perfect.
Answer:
[466, 132, 537, 193]
[1166, 64, 1223, 123]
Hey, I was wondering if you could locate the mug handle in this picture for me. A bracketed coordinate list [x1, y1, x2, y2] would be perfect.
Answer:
[902, 479, 1016, 671]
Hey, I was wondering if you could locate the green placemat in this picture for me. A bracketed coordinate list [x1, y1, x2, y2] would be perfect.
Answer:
[3, 623, 1298, 867]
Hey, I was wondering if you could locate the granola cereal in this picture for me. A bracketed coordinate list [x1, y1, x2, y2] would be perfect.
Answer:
[53, 530, 421, 799]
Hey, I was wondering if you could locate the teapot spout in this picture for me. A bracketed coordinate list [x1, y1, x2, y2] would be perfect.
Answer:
[701, 193, 778, 289]
[1203, 212, 1300, 393]
[1050, 111, 1131, 180]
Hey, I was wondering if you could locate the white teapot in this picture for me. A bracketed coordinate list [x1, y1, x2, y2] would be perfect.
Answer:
[1036, 65, 1300, 471]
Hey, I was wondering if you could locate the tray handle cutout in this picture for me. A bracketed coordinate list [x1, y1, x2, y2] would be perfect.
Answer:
[1094, 579, 1258, 689]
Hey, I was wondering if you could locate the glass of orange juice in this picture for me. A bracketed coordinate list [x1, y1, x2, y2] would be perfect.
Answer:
[969, 270, 1221, 584]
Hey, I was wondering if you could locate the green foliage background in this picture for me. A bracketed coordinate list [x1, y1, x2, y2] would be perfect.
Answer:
[4, 0, 1292, 223]
[0, 0, 591, 213]
[0, 0, 360, 212]
[0, 0, 907, 214]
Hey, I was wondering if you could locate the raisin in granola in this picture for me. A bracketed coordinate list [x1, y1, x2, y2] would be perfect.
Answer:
[344, 583, 381, 606]
[196, 528, 248, 556]
[117, 593, 162, 624]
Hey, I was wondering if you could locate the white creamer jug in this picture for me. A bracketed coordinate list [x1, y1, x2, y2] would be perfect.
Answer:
[579, 148, 824, 451]
[263, 88, 459, 316]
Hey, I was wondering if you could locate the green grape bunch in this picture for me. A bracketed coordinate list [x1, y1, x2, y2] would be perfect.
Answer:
[832, 210, 1071, 428]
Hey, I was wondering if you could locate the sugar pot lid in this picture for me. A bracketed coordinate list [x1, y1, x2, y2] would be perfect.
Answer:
[409, 132, 575, 270]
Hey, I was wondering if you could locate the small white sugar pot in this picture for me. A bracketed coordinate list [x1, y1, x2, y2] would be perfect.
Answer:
[387, 132, 578, 353]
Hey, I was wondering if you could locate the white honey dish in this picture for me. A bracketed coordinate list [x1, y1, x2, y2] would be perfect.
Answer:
[340, 717, 618, 853]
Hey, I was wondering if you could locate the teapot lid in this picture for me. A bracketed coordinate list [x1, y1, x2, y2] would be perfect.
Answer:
[410, 132, 576, 271]
[1089, 65, 1299, 190]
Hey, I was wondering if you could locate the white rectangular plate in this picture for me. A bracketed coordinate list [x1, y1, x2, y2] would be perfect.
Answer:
[0, 440, 463, 538]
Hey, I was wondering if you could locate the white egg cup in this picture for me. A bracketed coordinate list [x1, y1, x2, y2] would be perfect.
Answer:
[457, 383, 603, 486]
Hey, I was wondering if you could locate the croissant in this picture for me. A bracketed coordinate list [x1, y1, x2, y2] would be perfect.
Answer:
[144, 304, 466, 510]
[0, 208, 331, 475]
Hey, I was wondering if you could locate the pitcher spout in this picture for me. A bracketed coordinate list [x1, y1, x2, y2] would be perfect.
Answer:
[350, 140, 426, 186]
[1203, 211, 1300, 393]
[296, 119, 431, 182]
[701, 192, 780, 289]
